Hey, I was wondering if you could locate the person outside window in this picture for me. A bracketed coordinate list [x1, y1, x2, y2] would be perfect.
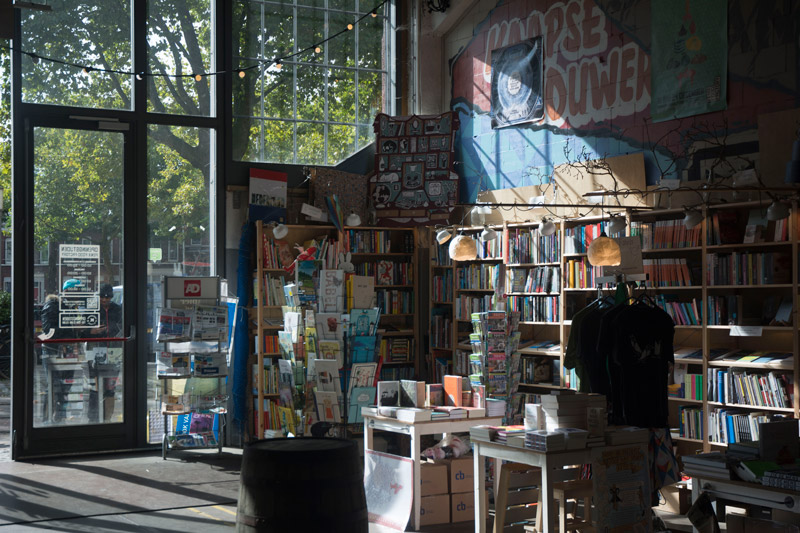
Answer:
[86, 284, 123, 422]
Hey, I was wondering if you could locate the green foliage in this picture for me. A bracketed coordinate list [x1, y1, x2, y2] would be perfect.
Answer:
[0, 291, 9, 325]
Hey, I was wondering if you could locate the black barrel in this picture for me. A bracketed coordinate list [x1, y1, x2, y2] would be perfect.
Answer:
[236, 437, 368, 532]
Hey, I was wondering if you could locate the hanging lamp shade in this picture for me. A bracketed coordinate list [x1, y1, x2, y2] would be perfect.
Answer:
[448, 234, 478, 261]
[767, 200, 790, 221]
[436, 227, 453, 244]
[540, 218, 556, 236]
[587, 233, 621, 266]
[607, 215, 626, 235]
[683, 209, 703, 229]
[346, 211, 362, 227]
[273, 223, 289, 239]
[480, 226, 497, 242]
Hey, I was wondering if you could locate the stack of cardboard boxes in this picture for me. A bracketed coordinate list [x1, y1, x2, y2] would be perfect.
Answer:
[418, 456, 476, 525]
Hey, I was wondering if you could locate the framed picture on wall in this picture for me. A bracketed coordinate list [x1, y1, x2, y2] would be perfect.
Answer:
[491, 36, 544, 129]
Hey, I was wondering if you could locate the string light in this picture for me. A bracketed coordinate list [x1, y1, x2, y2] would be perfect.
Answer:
[0, 0, 387, 80]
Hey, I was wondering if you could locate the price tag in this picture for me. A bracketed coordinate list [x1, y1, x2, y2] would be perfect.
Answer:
[729, 326, 763, 337]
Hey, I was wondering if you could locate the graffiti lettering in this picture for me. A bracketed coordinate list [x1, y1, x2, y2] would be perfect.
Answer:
[481, 0, 648, 128]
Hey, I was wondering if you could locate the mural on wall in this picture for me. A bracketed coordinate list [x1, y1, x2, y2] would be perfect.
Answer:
[449, 0, 800, 202]
[491, 37, 545, 128]
[370, 113, 460, 226]
[651, 0, 727, 122]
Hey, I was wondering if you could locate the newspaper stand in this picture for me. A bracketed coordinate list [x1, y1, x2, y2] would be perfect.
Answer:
[158, 276, 228, 459]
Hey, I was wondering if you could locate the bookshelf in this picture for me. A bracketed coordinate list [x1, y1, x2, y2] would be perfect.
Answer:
[427, 199, 799, 456]
[253, 222, 420, 438]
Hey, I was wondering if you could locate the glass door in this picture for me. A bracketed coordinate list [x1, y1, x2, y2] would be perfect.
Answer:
[19, 123, 137, 456]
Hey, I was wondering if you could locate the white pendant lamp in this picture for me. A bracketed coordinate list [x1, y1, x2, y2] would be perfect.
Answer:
[480, 226, 497, 242]
[540, 217, 556, 236]
[436, 227, 453, 245]
[767, 199, 790, 221]
[683, 208, 703, 229]
[346, 211, 362, 227]
[587, 232, 621, 266]
[272, 223, 289, 239]
[607, 214, 626, 235]
[448, 234, 478, 261]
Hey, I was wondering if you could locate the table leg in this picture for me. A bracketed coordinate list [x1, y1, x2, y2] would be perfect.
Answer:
[411, 426, 421, 531]
[474, 442, 486, 533]
[691, 477, 701, 533]
[541, 457, 554, 533]
[363, 419, 373, 459]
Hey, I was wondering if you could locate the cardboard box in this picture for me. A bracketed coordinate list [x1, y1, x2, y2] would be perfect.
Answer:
[420, 494, 450, 526]
[437, 456, 474, 493]
[450, 491, 475, 523]
[727, 514, 800, 533]
[420, 462, 448, 496]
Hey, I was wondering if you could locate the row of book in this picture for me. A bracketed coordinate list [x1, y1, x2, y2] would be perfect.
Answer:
[706, 252, 790, 285]
[455, 294, 495, 320]
[474, 233, 504, 259]
[708, 369, 792, 409]
[380, 366, 415, 381]
[259, 334, 279, 353]
[432, 271, 452, 302]
[343, 230, 414, 254]
[762, 469, 800, 491]
[706, 295, 739, 325]
[430, 312, 452, 349]
[521, 357, 562, 386]
[669, 372, 703, 401]
[706, 208, 790, 245]
[254, 398, 297, 436]
[564, 258, 601, 289]
[708, 409, 769, 444]
[254, 275, 289, 306]
[353, 261, 414, 285]
[376, 289, 414, 314]
[506, 228, 560, 264]
[262, 233, 342, 270]
[434, 242, 453, 266]
[655, 295, 701, 326]
[252, 363, 281, 395]
[630, 219, 702, 249]
[378, 337, 414, 363]
[506, 295, 560, 323]
[642, 258, 695, 287]
[455, 264, 500, 290]
[506, 265, 561, 294]
[678, 406, 703, 440]
[673, 348, 793, 365]
[564, 223, 604, 254]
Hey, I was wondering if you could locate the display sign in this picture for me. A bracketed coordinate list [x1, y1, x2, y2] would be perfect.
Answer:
[58, 244, 100, 329]
[163, 276, 220, 301]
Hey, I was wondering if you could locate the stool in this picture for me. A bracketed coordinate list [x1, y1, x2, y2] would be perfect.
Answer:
[535, 478, 594, 533]
[493, 463, 541, 533]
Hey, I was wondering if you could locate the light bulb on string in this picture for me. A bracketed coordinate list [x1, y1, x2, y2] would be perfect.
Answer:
[82, 67, 90, 74]
[315, 46, 322, 54]
[347, 23, 354, 30]
[371, 10, 378, 17]
[275, 59, 283, 71]
[238, 70, 246, 78]
[135, 73, 143, 80]
[194, 73, 203, 82]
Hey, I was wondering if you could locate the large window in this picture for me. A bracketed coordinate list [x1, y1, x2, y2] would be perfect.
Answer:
[233, 0, 394, 165]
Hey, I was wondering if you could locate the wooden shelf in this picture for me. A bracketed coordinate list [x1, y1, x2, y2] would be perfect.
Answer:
[376, 284, 414, 288]
[350, 252, 413, 256]
[505, 292, 560, 296]
[455, 288, 496, 292]
[506, 262, 560, 267]
[519, 321, 559, 326]
[672, 436, 704, 444]
[707, 360, 793, 370]
[518, 382, 563, 390]
[707, 401, 794, 413]
[668, 397, 703, 405]
[432, 264, 454, 269]
[705, 325, 793, 331]
[641, 247, 703, 253]
[706, 241, 791, 251]
[707, 284, 793, 289]
[520, 350, 561, 357]
[379, 330, 415, 337]
[431, 301, 453, 305]
[381, 313, 413, 318]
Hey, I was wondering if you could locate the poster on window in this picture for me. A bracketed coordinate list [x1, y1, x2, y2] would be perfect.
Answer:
[650, 0, 727, 122]
[490, 37, 544, 129]
[248, 168, 287, 223]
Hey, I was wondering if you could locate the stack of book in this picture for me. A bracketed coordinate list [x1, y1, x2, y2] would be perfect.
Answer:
[525, 429, 566, 452]
[762, 469, 800, 490]
[540, 391, 605, 430]
[470, 425, 498, 441]
[495, 425, 526, 443]
[604, 426, 649, 445]
[681, 452, 732, 480]
[553, 427, 589, 449]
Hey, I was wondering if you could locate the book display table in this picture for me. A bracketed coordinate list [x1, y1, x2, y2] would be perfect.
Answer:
[362, 414, 503, 530]
[471, 437, 593, 533]
[690, 475, 800, 533]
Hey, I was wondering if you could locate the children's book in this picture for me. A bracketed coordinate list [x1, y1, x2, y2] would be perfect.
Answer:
[315, 390, 341, 423]
[348, 362, 378, 397]
[316, 312, 343, 341]
[296, 260, 318, 303]
[351, 276, 375, 309]
[317, 340, 343, 369]
[377, 380, 400, 407]
[443, 375, 463, 406]
[351, 336, 377, 364]
[315, 359, 342, 396]
[350, 308, 380, 336]
[277, 331, 295, 360]
[319, 269, 345, 313]
[425, 383, 444, 407]
[376, 261, 394, 286]
[348, 387, 376, 424]
[400, 379, 425, 408]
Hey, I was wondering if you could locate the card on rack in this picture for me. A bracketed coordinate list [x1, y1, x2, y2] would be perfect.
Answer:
[318, 339, 343, 368]
[304, 327, 318, 359]
[487, 331, 506, 353]
[316, 312, 343, 341]
[319, 269, 345, 313]
[315, 390, 342, 423]
[351, 335, 377, 364]
[283, 311, 301, 342]
[351, 275, 376, 309]
[315, 359, 342, 396]
[283, 283, 300, 307]
[348, 387, 376, 424]
[348, 362, 378, 398]
[277, 331, 295, 361]
[350, 308, 380, 336]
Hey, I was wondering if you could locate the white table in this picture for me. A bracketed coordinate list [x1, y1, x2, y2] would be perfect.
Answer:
[363, 414, 504, 531]
[690, 475, 800, 533]
[471, 437, 591, 533]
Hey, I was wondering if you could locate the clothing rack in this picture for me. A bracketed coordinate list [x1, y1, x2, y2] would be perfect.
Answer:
[595, 273, 648, 300]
